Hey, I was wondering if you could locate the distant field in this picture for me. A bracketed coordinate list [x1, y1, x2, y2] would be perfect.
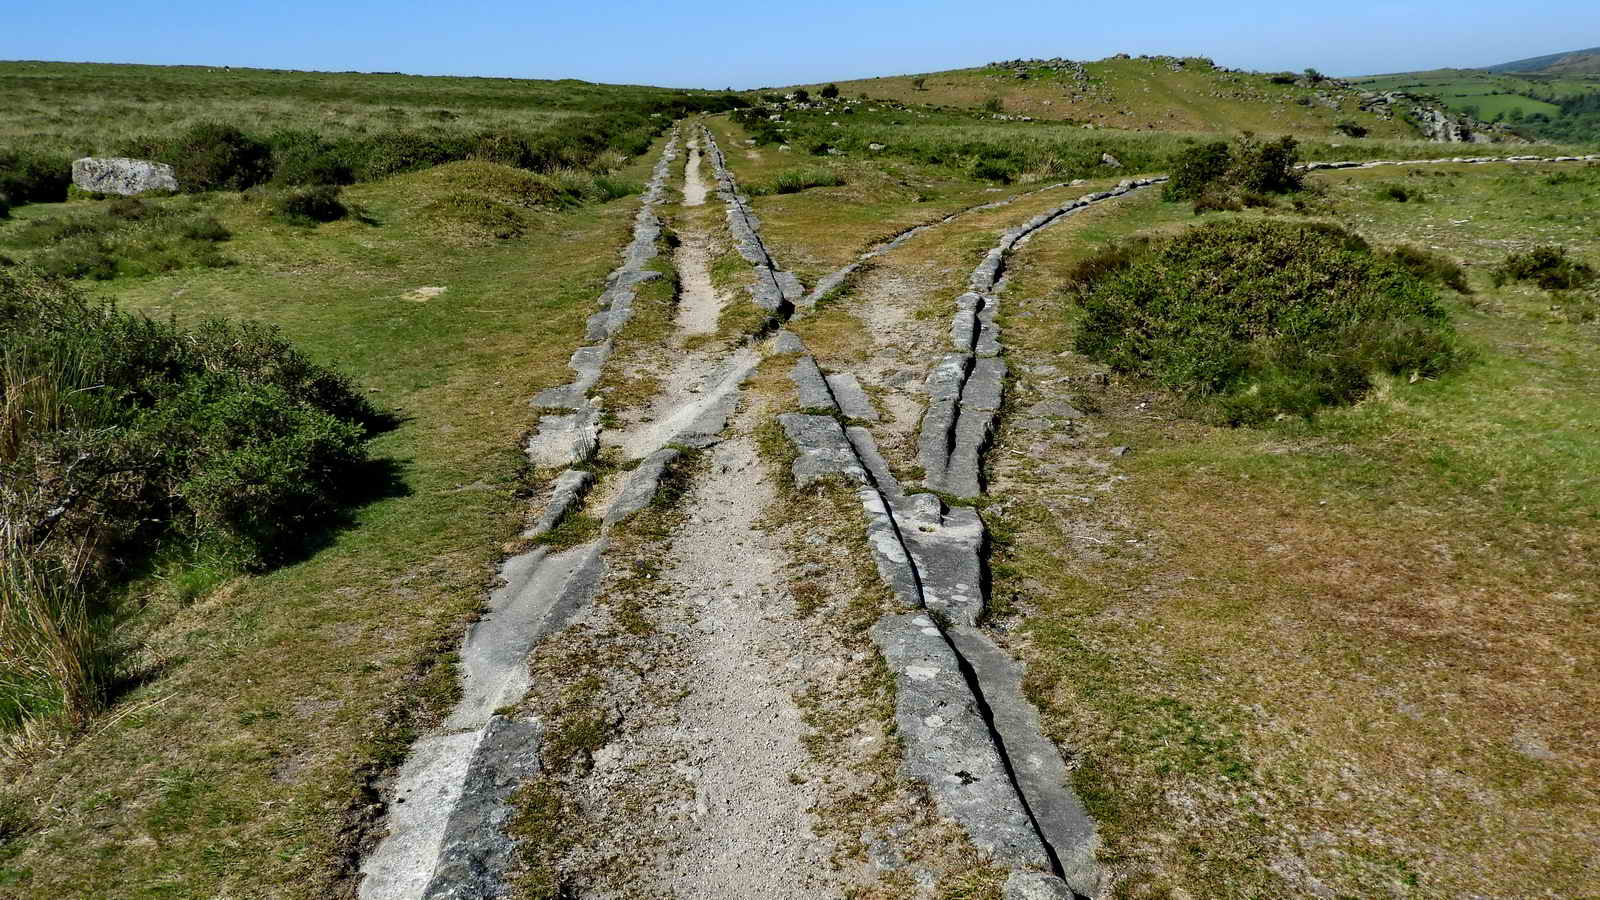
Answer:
[1352, 67, 1600, 118]
[0, 61, 696, 159]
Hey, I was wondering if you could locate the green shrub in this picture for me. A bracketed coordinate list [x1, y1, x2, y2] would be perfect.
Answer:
[590, 176, 641, 201]
[148, 122, 273, 192]
[1068, 220, 1462, 424]
[1491, 245, 1596, 290]
[1163, 142, 1232, 201]
[267, 128, 353, 186]
[0, 269, 380, 726]
[272, 184, 348, 225]
[1375, 182, 1422, 203]
[983, 96, 1004, 113]
[1335, 120, 1369, 138]
[820, 84, 839, 100]
[793, 88, 810, 103]
[1228, 134, 1301, 194]
[0, 149, 72, 205]
[1164, 135, 1301, 210]
[0, 268, 380, 567]
[1385, 244, 1469, 293]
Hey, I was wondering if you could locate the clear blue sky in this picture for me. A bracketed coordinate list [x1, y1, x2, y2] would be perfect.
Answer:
[4, 0, 1597, 87]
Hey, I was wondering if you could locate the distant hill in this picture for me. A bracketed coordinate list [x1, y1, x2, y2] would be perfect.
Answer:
[794, 56, 1416, 140]
[1483, 47, 1600, 75]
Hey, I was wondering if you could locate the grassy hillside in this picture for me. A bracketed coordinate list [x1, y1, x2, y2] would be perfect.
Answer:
[1484, 46, 1600, 75]
[796, 56, 1416, 139]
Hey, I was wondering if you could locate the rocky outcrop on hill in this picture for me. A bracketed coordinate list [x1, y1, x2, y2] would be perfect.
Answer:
[1357, 91, 1524, 143]
[71, 157, 178, 195]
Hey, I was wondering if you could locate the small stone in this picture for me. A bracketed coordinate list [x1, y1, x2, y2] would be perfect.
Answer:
[1111, 446, 1132, 457]
[1101, 152, 1122, 168]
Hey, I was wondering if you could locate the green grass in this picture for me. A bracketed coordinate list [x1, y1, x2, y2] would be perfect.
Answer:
[0, 131, 675, 899]
[0, 61, 709, 160]
[987, 164, 1600, 896]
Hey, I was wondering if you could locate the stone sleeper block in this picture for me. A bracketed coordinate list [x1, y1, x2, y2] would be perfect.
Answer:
[872, 613, 1054, 870]
[524, 468, 594, 538]
[791, 356, 838, 410]
[603, 448, 680, 526]
[826, 372, 880, 422]
[948, 626, 1103, 898]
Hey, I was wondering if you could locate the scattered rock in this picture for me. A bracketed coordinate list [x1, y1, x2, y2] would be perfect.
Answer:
[71, 157, 178, 195]
[1111, 446, 1132, 457]
[1027, 400, 1082, 419]
[1100, 153, 1122, 168]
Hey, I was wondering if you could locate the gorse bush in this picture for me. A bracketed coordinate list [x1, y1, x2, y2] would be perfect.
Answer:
[140, 122, 273, 192]
[1163, 141, 1232, 201]
[1068, 220, 1463, 424]
[1375, 182, 1423, 203]
[1491, 245, 1596, 290]
[1385, 244, 1469, 293]
[0, 267, 382, 568]
[0, 268, 380, 725]
[1163, 134, 1302, 208]
[0, 149, 73, 205]
[272, 184, 348, 225]
[820, 84, 839, 100]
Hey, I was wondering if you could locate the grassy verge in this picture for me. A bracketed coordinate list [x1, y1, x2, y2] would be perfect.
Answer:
[987, 165, 1600, 896]
[0, 134, 673, 899]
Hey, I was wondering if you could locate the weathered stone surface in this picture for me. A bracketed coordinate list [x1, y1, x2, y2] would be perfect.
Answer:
[804, 262, 859, 307]
[872, 613, 1053, 870]
[950, 626, 1103, 897]
[826, 372, 879, 422]
[71, 157, 177, 195]
[771, 329, 806, 354]
[523, 468, 593, 538]
[917, 354, 970, 489]
[525, 401, 601, 468]
[791, 356, 838, 410]
[603, 448, 680, 525]
[903, 505, 985, 626]
[777, 413, 863, 489]
[1003, 870, 1079, 900]
[950, 292, 983, 350]
[531, 343, 612, 410]
[938, 358, 1006, 498]
[975, 296, 1002, 358]
[422, 716, 543, 900]
[844, 425, 906, 506]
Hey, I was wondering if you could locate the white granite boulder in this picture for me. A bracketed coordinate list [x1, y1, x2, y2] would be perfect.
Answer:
[71, 157, 178, 195]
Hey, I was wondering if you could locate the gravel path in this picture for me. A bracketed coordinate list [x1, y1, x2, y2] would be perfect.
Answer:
[640, 421, 844, 900]
[682, 136, 708, 207]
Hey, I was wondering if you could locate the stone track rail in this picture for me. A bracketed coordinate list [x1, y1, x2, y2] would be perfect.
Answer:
[359, 123, 1600, 899]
